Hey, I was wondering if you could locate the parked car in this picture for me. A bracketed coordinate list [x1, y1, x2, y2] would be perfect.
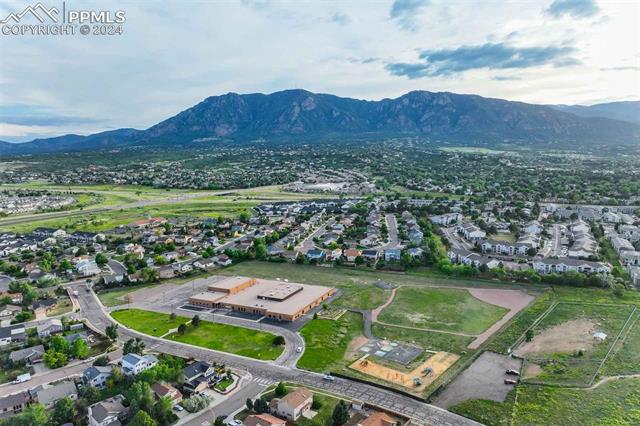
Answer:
[504, 379, 518, 385]
[173, 405, 184, 412]
[505, 369, 520, 376]
[323, 374, 335, 381]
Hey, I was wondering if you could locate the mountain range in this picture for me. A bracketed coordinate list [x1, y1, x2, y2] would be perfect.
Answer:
[2, 90, 639, 155]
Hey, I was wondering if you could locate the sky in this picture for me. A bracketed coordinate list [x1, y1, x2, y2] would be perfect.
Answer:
[0, 0, 639, 142]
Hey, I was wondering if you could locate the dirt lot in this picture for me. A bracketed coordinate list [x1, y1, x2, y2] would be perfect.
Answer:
[514, 319, 598, 357]
[433, 351, 522, 409]
[350, 351, 459, 392]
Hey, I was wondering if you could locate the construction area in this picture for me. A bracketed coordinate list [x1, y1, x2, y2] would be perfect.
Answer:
[349, 351, 460, 392]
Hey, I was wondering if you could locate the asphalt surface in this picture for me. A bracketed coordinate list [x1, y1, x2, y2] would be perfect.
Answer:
[71, 282, 478, 426]
[379, 214, 400, 250]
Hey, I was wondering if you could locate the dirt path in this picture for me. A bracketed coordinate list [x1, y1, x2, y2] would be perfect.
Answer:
[374, 320, 476, 337]
[371, 286, 399, 322]
[585, 374, 640, 390]
[467, 288, 535, 349]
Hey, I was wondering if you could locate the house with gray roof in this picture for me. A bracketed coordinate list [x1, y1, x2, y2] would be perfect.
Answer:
[83, 366, 112, 389]
[32, 381, 77, 408]
[88, 394, 128, 426]
[0, 392, 32, 419]
[9, 344, 45, 365]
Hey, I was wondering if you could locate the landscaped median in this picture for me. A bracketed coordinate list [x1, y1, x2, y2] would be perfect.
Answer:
[111, 308, 284, 361]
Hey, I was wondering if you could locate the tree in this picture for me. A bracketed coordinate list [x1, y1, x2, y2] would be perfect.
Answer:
[79, 385, 101, 404]
[8, 403, 50, 425]
[192, 315, 201, 327]
[60, 259, 72, 271]
[129, 410, 157, 426]
[154, 396, 175, 426]
[275, 382, 287, 397]
[95, 253, 108, 266]
[272, 335, 285, 346]
[525, 329, 534, 342]
[93, 355, 109, 366]
[49, 335, 70, 354]
[177, 323, 187, 336]
[214, 416, 226, 426]
[170, 312, 176, 320]
[127, 382, 155, 420]
[43, 349, 68, 368]
[73, 338, 90, 359]
[52, 397, 77, 425]
[106, 324, 119, 340]
[246, 398, 254, 411]
[124, 337, 145, 355]
[332, 400, 349, 426]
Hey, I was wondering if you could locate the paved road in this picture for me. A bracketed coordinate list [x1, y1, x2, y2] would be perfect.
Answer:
[0, 349, 123, 396]
[72, 283, 477, 425]
[379, 214, 400, 250]
[295, 218, 335, 254]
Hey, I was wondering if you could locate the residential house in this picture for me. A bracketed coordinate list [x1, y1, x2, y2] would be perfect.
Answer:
[245, 414, 287, 426]
[407, 247, 424, 258]
[306, 250, 325, 262]
[357, 412, 397, 426]
[37, 319, 63, 338]
[83, 366, 112, 389]
[183, 361, 219, 393]
[32, 381, 77, 409]
[120, 353, 158, 376]
[620, 251, 640, 267]
[458, 223, 486, 241]
[361, 249, 379, 262]
[344, 249, 362, 262]
[0, 325, 26, 346]
[0, 392, 31, 419]
[611, 236, 634, 254]
[215, 254, 232, 266]
[271, 387, 313, 421]
[523, 221, 544, 234]
[151, 382, 183, 402]
[384, 249, 401, 262]
[76, 259, 101, 277]
[88, 395, 128, 426]
[9, 344, 45, 365]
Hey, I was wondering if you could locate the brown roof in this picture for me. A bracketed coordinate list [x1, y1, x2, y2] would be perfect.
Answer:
[244, 414, 286, 426]
[279, 387, 312, 409]
[358, 412, 397, 426]
[344, 249, 362, 257]
[151, 382, 182, 400]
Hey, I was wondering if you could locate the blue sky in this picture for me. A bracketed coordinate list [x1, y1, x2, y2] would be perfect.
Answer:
[0, 0, 638, 141]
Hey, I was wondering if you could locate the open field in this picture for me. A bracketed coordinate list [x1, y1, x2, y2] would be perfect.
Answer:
[112, 308, 188, 337]
[111, 308, 283, 360]
[168, 318, 283, 361]
[514, 302, 635, 386]
[298, 311, 365, 372]
[602, 310, 640, 376]
[331, 282, 391, 311]
[378, 287, 509, 335]
[98, 283, 170, 307]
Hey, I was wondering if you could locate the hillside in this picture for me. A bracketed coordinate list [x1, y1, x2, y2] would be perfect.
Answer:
[2, 90, 639, 155]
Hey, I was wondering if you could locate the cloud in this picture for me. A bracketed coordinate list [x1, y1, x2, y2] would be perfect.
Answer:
[330, 12, 351, 26]
[491, 75, 522, 81]
[389, 0, 429, 31]
[545, 0, 599, 18]
[600, 66, 640, 71]
[0, 105, 103, 127]
[385, 43, 579, 78]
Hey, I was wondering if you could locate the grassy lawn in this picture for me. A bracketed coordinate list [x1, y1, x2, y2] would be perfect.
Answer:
[331, 283, 391, 311]
[371, 323, 474, 354]
[169, 320, 283, 361]
[378, 287, 509, 335]
[46, 298, 73, 316]
[298, 311, 365, 372]
[514, 378, 640, 425]
[97, 284, 159, 307]
[111, 309, 188, 337]
[450, 389, 516, 426]
[603, 311, 640, 376]
[297, 393, 342, 426]
[214, 377, 234, 391]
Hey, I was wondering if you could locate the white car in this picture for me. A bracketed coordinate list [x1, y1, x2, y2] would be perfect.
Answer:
[322, 374, 335, 381]
[296, 346, 303, 353]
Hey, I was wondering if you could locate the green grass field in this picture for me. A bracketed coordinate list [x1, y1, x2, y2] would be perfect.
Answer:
[97, 284, 160, 307]
[378, 287, 509, 335]
[331, 283, 391, 311]
[111, 308, 283, 360]
[371, 323, 474, 354]
[603, 311, 640, 376]
[298, 311, 365, 372]
[112, 309, 188, 337]
[169, 319, 283, 361]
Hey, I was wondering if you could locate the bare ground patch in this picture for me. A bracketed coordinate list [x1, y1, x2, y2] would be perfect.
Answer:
[514, 319, 598, 357]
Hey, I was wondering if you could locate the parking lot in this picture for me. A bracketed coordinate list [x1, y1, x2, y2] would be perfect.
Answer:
[432, 351, 522, 409]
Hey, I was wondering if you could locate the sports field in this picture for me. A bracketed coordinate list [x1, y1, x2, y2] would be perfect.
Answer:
[378, 287, 509, 335]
